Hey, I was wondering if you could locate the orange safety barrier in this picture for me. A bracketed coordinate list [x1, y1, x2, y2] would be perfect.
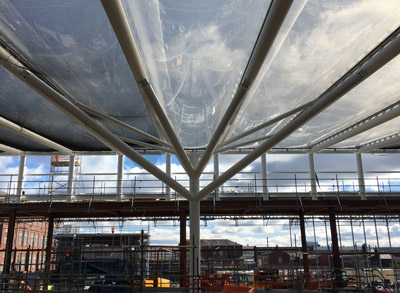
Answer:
[222, 285, 254, 293]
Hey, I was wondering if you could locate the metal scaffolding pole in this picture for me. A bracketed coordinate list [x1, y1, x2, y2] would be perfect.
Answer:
[180, 208, 187, 288]
[44, 217, 54, 290]
[2, 206, 16, 289]
[299, 212, 310, 288]
[166, 153, 171, 201]
[329, 208, 343, 289]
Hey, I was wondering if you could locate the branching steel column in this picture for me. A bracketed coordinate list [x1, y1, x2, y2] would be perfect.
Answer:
[0, 46, 193, 200]
[3, 206, 16, 288]
[101, 0, 193, 177]
[16, 155, 26, 203]
[308, 153, 317, 200]
[329, 208, 343, 289]
[197, 30, 400, 200]
[117, 154, 124, 201]
[299, 212, 310, 288]
[196, 0, 294, 176]
[356, 153, 366, 200]
[261, 153, 269, 200]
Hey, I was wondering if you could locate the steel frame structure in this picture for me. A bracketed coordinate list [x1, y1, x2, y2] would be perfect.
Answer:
[1, 0, 400, 290]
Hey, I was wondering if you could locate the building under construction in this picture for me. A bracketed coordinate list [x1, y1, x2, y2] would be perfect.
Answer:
[1, 0, 400, 291]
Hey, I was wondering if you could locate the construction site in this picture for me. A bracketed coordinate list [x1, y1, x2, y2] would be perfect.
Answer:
[1, 0, 400, 292]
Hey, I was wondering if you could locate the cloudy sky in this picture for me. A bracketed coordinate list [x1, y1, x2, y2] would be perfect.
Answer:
[1, 152, 399, 249]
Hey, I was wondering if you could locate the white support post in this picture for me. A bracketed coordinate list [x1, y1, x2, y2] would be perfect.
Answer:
[165, 153, 171, 201]
[16, 155, 26, 203]
[189, 152, 201, 292]
[261, 153, 269, 200]
[214, 154, 220, 201]
[308, 153, 317, 200]
[67, 155, 75, 203]
[356, 153, 367, 200]
[117, 154, 124, 201]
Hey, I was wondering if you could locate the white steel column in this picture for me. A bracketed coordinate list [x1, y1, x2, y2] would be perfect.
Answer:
[165, 153, 171, 201]
[356, 153, 367, 200]
[117, 154, 124, 201]
[214, 154, 220, 201]
[189, 152, 201, 291]
[261, 153, 269, 200]
[67, 155, 75, 203]
[308, 153, 317, 200]
[16, 155, 26, 203]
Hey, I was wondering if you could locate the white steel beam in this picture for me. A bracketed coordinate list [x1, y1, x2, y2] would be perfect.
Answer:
[117, 154, 124, 201]
[358, 133, 400, 153]
[119, 136, 174, 154]
[67, 154, 75, 202]
[356, 153, 367, 200]
[196, 0, 294, 176]
[16, 155, 26, 203]
[196, 30, 400, 200]
[0, 117, 73, 155]
[0, 143, 23, 155]
[77, 102, 172, 149]
[214, 154, 220, 201]
[308, 153, 317, 200]
[101, 0, 193, 177]
[0, 46, 193, 200]
[165, 153, 171, 201]
[261, 153, 268, 200]
[218, 101, 313, 149]
[216, 134, 272, 154]
[310, 101, 400, 153]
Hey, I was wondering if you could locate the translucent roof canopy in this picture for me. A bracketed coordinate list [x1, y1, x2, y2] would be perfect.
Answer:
[1, 0, 400, 156]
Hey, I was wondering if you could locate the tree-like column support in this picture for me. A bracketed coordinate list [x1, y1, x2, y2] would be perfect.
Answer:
[180, 208, 187, 288]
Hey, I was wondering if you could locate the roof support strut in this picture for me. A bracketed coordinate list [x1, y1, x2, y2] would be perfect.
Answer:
[0, 46, 193, 200]
[0, 116, 73, 155]
[358, 133, 400, 153]
[101, 0, 194, 177]
[195, 0, 294, 176]
[0, 143, 23, 155]
[310, 101, 400, 153]
[196, 30, 400, 200]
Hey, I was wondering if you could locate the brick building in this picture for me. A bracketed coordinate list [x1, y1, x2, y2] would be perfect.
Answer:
[0, 220, 48, 272]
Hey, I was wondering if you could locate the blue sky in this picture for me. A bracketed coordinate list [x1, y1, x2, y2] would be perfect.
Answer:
[1, 153, 400, 248]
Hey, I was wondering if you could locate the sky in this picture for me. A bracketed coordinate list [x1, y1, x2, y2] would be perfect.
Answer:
[0, 152, 399, 249]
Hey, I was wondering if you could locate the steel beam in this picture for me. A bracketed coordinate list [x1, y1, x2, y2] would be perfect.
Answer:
[165, 153, 171, 201]
[0, 45, 193, 200]
[358, 133, 400, 153]
[44, 217, 54, 289]
[0, 116, 73, 155]
[218, 101, 313, 149]
[261, 153, 269, 200]
[196, 30, 400, 200]
[214, 154, 220, 201]
[0, 143, 23, 155]
[308, 153, 317, 200]
[119, 136, 174, 153]
[196, 0, 294, 176]
[117, 154, 124, 201]
[16, 155, 26, 203]
[77, 102, 172, 148]
[216, 134, 272, 154]
[356, 153, 366, 199]
[310, 101, 400, 153]
[101, 0, 193, 177]
[66, 154, 75, 203]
